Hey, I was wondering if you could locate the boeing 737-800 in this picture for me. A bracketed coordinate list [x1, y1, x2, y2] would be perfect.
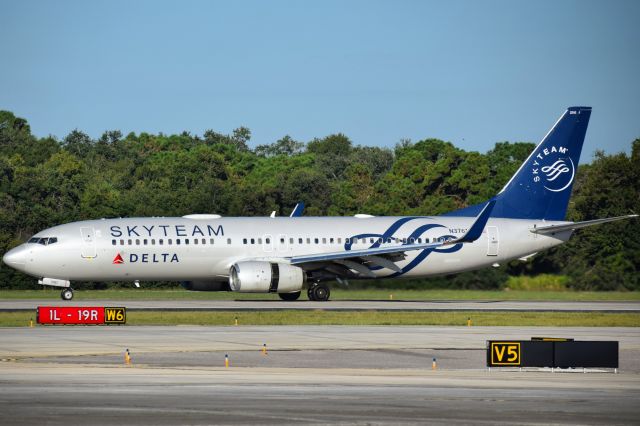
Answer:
[2, 106, 636, 301]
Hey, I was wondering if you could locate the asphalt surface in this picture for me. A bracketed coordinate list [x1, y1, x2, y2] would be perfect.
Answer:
[1, 325, 639, 425]
[2, 299, 639, 312]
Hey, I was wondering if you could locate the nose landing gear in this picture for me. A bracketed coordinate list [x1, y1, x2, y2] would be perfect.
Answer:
[60, 288, 74, 301]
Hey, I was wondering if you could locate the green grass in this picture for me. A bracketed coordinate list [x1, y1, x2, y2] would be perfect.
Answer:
[1, 288, 640, 301]
[1, 310, 639, 327]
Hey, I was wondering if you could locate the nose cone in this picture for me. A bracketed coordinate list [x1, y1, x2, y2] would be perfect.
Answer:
[3, 246, 27, 269]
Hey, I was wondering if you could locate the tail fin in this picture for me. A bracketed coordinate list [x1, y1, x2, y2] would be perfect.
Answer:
[445, 106, 591, 220]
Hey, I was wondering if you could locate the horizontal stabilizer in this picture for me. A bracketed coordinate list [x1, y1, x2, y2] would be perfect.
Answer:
[530, 214, 638, 235]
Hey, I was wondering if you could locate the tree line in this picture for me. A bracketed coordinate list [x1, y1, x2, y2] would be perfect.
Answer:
[1, 110, 638, 290]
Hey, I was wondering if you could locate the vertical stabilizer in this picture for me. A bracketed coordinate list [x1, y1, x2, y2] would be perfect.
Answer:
[445, 106, 591, 220]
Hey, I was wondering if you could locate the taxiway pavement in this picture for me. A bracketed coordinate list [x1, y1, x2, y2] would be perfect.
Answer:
[1, 325, 639, 425]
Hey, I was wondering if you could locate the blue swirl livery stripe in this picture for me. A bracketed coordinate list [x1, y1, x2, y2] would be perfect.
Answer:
[344, 217, 463, 277]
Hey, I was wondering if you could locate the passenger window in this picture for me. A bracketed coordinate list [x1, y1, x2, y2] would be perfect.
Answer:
[176, 239, 181, 245]
[185, 239, 189, 245]
[159, 239, 164, 245]
[202, 238, 206, 244]
[112, 239, 116, 245]
[337, 238, 342, 244]
[314, 238, 319, 244]
[265, 238, 270, 244]
[289, 238, 294, 244]
[251, 238, 255, 244]
[243, 238, 247, 244]
[227, 238, 232, 244]
[280, 238, 285, 244]
[257, 238, 262, 244]
[168, 239, 172, 245]
[194, 239, 198, 245]
[128, 239, 132, 245]
[306, 238, 311, 244]
[210, 238, 214, 244]
[120, 239, 124, 245]
[135, 239, 140, 245]
[330, 238, 334, 244]
[298, 238, 303, 244]
[143, 239, 148, 245]
[151, 239, 155, 245]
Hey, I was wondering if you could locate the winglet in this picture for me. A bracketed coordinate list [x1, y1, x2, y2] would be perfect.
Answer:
[289, 202, 305, 217]
[455, 200, 496, 243]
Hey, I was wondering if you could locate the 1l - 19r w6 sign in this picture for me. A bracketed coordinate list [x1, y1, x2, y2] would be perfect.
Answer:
[37, 306, 126, 325]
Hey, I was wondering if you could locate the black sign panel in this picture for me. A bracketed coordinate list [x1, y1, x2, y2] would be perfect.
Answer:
[487, 340, 618, 369]
[554, 341, 618, 368]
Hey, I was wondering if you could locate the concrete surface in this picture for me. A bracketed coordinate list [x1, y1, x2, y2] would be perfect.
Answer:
[1, 299, 639, 312]
[1, 325, 639, 425]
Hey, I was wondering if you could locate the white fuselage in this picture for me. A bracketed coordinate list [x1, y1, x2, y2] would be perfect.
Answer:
[5, 215, 571, 283]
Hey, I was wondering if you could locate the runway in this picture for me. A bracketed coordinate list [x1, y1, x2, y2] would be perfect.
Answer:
[1, 299, 639, 312]
[1, 325, 639, 424]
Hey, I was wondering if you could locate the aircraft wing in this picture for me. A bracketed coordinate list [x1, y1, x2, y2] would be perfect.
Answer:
[289, 200, 495, 267]
[530, 214, 638, 235]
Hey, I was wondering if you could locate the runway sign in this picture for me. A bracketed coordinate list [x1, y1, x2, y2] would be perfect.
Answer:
[487, 339, 618, 368]
[104, 307, 126, 324]
[37, 306, 126, 325]
[489, 342, 521, 366]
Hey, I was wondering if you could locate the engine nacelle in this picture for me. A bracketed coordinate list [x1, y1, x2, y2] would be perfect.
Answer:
[180, 280, 230, 292]
[229, 261, 305, 293]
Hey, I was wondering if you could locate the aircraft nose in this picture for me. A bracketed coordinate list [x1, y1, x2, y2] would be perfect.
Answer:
[3, 246, 26, 268]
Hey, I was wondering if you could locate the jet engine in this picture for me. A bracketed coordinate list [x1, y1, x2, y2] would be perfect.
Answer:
[180, 280, 230, 292]
[229, 261, 305, 293]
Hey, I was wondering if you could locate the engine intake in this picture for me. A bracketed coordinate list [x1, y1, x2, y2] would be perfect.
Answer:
[229, 261, 305, 293]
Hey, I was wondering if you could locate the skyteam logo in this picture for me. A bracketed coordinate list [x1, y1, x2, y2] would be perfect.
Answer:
[531, 145, 575, 192]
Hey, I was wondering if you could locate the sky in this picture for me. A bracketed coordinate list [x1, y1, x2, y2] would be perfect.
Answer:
[1, 0, 639, 158]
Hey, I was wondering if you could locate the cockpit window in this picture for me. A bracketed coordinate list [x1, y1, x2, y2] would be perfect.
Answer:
[27, 237, 58, 245]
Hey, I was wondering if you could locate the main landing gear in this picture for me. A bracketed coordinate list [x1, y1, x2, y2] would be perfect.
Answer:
[60, 287, 74, 301]
[307, 283, 330, 302]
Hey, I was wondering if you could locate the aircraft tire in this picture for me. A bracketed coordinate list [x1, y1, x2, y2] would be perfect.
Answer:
[312, 284, 330, 302]
[278, 291, 301, 301]
[307, 287, 316, 301]
[60, 288, 74, 301]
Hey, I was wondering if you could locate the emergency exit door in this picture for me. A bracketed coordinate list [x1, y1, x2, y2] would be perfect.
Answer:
[486, 226, 499, 256]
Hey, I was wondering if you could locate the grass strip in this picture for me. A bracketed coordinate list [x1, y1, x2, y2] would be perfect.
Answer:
[1, 289, 639, 301]
[1, 311, 639, 327]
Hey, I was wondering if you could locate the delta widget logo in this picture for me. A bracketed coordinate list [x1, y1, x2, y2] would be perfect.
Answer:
[531, 145, 575, 192]
[113, 253, 124, 264]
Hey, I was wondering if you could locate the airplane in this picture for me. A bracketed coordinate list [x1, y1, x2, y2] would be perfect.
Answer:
[2, 106, 637, 301]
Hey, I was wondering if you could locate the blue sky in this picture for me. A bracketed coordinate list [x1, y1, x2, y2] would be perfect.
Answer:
[1, 0, 638, 158]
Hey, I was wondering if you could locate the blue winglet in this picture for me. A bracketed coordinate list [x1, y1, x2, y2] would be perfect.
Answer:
[456, 199, 496, 243]
[289, 202, 305, 217]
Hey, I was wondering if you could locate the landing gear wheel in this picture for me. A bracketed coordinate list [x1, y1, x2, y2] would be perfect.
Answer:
[61, 288, 74, 301]
[312, 284, 330, 302]
[307, 287, 316, 301]
[278, 291, 301, 301]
